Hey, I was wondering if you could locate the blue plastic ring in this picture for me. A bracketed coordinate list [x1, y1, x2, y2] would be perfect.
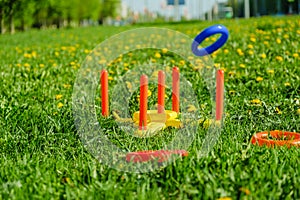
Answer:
[191, 25, 229, 56]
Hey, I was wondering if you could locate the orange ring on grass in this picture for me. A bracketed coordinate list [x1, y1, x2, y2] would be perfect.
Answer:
[251, 130, 300, 148]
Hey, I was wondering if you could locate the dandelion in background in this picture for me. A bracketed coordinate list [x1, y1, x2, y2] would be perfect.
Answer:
[275, 56, 283, 62]
[256, 77, 263, 82]
[260, 53, 267, 59]
[57, 102, 64, 108]
[161, 48, 168, 54]
[63, 84, 71, 89]
[154, 52, 161, 58]
[276, 38, 281, 44]
[275, 107, 282, 114]
[247, 44, 254, 49]
[239, 63, 246, 68]
[55, 94, 63, 100]
[250, 37, 256, 42]
[237, 48, 244, 56]
[250, 99, 261, 105]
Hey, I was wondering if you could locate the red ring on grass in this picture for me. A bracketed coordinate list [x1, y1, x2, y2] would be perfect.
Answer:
[251, 130, 300, 148]
[126, 150, 188, 163]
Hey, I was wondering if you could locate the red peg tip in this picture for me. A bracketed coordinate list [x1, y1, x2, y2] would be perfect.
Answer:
[139, 75, 148, 130]
[216, 69, 224, 121]
[101, 69, 109, 117]
[158, 70, 165, 113]
[172, 67, 180, 113]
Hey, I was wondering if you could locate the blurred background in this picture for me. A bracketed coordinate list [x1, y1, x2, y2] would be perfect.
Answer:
[0, 0, 299, 34]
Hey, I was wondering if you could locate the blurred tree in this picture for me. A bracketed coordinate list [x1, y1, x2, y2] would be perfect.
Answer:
[99, 0, 120, 24]
[0, 0, 120, 33]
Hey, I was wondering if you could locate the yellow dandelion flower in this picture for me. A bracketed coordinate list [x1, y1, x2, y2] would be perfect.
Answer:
[275, 56, 283, 61]
[284, 82, 291, 87]
[108, 76, 114, 81]
[260, 53, 267, 59]
[63, 84, 71, 89]
[61, 46, 67, 51]
[31, 51, 37, 58]
[162, 48, 168, 54]
[126, 81, 132, 90]
[239, 64, 246, 68]
[70, 61, 76, 66]
[229, 90, 235, 95]
[248, 50, 254, 55]
[147, 90, 152, 97]
[283, 34, 289, 39]
[57, 102, 64, 108]
[250, 99, 261, 104]
[187, 105, 197, 112]
[263, 41, 269, 45]
[116, 57, 122, 62]
[16, 63, 22, 67]
[293, 53, 299, 58]
[250, 37, 256, 42]
[239, 187, 251, 195]
[24, 63, 30, 67]
[256, 77, 263, 82]
[123, 63, 129, 67]
[55, 94, 63, 100]
[228, 71, 235, 76]
[24, 53, 32, 58]
[154, 52, 161, 58]
[237, 48, 244, 56]
[179, 60, 185, 65]
[217, 197, 232, 200]
[214, 63, 220, 68]
[275, 107, 282, 114]
[39, 63, 45, 68]
[267, 69, 274, 74]
[150, 58, 157, 63]
[84, 49, 91, 54]
[297, 109, 300, 115]
[223, 49, 229, 54]
[247, 44, 254, 49]
[276, 38, 281, 44]
[54, 52, 59, 56]
[69, 46, 76, 52]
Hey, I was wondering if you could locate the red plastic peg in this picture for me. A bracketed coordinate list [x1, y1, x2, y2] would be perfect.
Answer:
[216, 69, 224, 121]
[158, 70, 165, 113]
[172, 67, 180, 113]
[139, 75, 148, 130]
[101, 69, 109, 117]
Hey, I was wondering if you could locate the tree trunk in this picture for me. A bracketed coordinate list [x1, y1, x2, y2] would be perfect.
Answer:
[0, 9, 5, 34]
[20, 17, 25, 31]
[9, 5, 15, 34]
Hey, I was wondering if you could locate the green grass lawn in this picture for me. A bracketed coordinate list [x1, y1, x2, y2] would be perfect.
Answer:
[1, 16, 300, 199]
